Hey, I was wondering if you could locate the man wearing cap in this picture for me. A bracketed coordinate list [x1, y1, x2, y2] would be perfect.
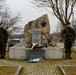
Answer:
[61, 22, 75, 59]
[0, 22, 8, 59]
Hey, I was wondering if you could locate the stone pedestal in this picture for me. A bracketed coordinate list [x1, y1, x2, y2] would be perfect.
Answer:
[46, 48, 62, 59]
[9, 47, 26, 59]
[9, 47, 62, 59]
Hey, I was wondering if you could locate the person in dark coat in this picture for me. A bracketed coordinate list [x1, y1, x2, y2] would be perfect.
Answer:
[0, 22, 8, 59]
[61, 22, 75, 59]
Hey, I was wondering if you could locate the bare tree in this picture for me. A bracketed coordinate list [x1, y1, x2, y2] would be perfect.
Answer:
[0, 0, 22, 37]
[29, 0, 76, 28]
[56, 21, 63, 33]
[1, 7, 22, 36]
[0, 0, 5, 17]
[0, 0, 5, 9]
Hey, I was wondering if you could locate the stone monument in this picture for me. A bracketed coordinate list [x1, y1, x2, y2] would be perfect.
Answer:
[24, 14, 51, 47]
[9, 14, 62, 59]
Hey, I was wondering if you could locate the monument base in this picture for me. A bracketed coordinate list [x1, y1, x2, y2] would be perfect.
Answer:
[46, 48, 62, 59]
[9, 47, 62, 59]
[9, 47, 26, 59]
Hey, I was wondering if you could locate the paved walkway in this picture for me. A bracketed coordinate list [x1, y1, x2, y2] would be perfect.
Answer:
[0, 52, 76, 75]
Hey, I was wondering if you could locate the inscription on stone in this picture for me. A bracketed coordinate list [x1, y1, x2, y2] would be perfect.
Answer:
[26, 50, 45, 59]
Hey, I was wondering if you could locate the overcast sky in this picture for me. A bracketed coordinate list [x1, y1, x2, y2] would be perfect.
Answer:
[6, 0, 59, 33]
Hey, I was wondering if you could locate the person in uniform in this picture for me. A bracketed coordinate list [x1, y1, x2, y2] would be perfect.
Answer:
[61, 22, 75, 59]
[0, 22, 8, 59]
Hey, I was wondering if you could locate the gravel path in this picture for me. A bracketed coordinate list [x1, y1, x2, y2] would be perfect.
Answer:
[0, 52, 76, 75]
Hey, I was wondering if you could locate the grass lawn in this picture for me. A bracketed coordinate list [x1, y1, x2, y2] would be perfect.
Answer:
[60, 65, 76, 75]
[0, 66, 18, 75]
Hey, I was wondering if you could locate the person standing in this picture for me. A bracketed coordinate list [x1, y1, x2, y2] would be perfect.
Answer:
[61, 22, 75, 59]
[0, 22, 8, 59]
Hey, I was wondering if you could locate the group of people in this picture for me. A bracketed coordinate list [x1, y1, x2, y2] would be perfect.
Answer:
[0, 21, 75, 59]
